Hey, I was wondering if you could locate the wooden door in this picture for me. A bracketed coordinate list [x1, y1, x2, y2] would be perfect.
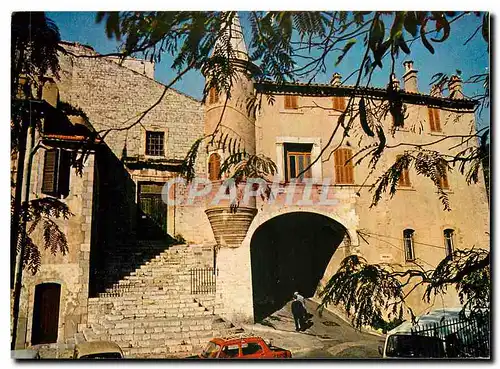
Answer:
[31, 283, 61, 345]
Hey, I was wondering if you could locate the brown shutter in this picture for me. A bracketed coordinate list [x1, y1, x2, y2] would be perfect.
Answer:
[428, 108, 436, 131]
[42, 150, 58, 195]
[345, 149, 354, 184]
[209, 153, 221, 180]
[285, 95, 298, 109]
[335, 149, 353, 184]
[440, 171, 449, 189]
[333, 97, 346, 111]
[433, 109, 441, 131]
[284, 95, 291, 109]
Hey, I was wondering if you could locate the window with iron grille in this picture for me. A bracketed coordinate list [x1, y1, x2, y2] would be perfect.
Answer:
[145, 131, 165, 156]
[403, 229, 415, 261]
[444, 229, 454, 258]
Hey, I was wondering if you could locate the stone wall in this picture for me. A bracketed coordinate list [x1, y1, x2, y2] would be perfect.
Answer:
[18, 150, 96, 346]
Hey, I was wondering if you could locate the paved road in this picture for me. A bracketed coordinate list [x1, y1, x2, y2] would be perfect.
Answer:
[241, 299, 385, 359]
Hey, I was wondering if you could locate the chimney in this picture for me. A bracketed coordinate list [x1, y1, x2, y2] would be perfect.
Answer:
[41, 78, 59, 107]
[402, 60, 418, 93]
[430, 84, 442, 97]
[390, 73, 400, 90]
[330, 72, 341, 86]
[448, 75, 464, 99]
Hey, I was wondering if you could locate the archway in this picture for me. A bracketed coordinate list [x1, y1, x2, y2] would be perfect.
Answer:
[31, 283, 61, 345]
[250, 212, 348, 321]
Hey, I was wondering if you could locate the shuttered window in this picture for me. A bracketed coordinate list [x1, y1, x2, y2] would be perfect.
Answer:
[444, 229, 454, 258]
[42, 149, 71, 197]
[397, 155, 411, 187]
[439, 170, 449, 190]
[334, 148, 354, 184]
[284, 95, 299, 109]
[208, 153, 222, 181]
[332, 96, 346, 111]
[428, 108, 441, 132]
[208, 87, 219, 105]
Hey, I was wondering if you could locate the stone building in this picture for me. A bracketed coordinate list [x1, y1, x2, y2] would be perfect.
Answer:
[12, 19, 489, 356]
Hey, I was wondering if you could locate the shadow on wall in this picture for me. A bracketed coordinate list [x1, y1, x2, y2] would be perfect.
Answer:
[250, 212, 348, 322]
[89, 145, 179, 296]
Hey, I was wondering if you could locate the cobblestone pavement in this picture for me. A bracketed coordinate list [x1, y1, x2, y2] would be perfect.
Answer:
[241, 299, 385, 359]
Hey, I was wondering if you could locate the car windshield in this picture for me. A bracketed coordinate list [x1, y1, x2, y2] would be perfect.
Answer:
[386, 335, 445, 358]
[201, 342, 221, 358]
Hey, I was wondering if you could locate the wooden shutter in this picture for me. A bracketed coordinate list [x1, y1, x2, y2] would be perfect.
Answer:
[42, 150, 59, 195]
[334, 148, 354, 184]
[333, 96, 346, 111]
[208, 153, 221, 180]
[439, 171, 449, 189]
[284, 95, 298, 109]
[397, 155, 411, 187]
[208, 87, 219, 104]
[428, 108, 441, 132]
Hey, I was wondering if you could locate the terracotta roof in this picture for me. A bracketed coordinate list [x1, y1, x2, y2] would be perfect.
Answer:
[43, 134, 102, 143]
[255, 81, 478, 109]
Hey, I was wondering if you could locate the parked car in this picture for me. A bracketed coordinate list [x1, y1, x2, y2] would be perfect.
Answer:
[189, 335, 292, 359]
[379, 307, 490, 358]
[73, 341, 124, 359]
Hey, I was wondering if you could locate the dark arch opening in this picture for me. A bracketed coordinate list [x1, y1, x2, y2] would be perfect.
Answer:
[31, 283, 61, 345]
[250, 212, 348, 321]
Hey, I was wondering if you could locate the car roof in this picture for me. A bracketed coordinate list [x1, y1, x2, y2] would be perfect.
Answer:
[387, 308, 470, 336]
[211, 334, 262, 345]
[74, 341, 123, 357]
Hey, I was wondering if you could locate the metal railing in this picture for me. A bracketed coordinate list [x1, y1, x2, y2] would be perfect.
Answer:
[190, 267, 218, 294]
[410, 313, 490, 358]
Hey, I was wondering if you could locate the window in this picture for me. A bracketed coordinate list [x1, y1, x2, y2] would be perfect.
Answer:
[334, 148, 354, 184]
[444, 229, 454, 258]
[145, 131, 165, 156]
[332, 96, 346, 111]
[284, 143, 312, 181]
[397, 156, 411, 187]
[42, 148, 71, 198]
[208, 153, 221, 181]
[284, 95, 299, 109]
[221, 344, 240, 358]
[208, 87, 219, 104]
[428, 108, 441, 132]
[439, 170, 449, 190]
[242, 342, 263, 356]
[403, 229, 415, 261]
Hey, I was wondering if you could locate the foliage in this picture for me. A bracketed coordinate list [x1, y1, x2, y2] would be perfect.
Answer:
[319, 248, 489, 330]
[18, 198, 73, 275]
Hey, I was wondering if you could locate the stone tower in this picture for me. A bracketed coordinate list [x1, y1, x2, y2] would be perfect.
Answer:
[203, 12, 259, 323]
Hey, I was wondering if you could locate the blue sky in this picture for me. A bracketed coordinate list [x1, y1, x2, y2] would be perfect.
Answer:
[47, 11, 489, 129]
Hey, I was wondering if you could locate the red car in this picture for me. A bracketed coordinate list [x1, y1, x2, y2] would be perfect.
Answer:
[191, 335, 292, 359]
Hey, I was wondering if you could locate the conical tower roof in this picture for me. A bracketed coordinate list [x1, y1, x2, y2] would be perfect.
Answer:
[212, 12, 248, 62]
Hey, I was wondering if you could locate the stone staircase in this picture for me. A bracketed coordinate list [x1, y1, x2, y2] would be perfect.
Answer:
[83, 244, 242, 358]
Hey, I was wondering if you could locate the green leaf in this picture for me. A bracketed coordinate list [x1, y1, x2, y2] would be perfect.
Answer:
[359, 97, 374, 137]
[430, 14, 450, 43]
[482, 13, 489, 44]
[335, 38, 356, 66]
[370, 17, 385, 48]
[420, 19, 435, 54]
[404, 11, 418, 37]
[397, 36, 411, 54]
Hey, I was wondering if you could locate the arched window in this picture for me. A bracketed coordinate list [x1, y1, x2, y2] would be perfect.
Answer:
[444, 229, 455, 258]
[334, 148, 354, 184]
[208, 153, 221, 181]
[208, 87, 219, 104]
[403, 229, 415, 261]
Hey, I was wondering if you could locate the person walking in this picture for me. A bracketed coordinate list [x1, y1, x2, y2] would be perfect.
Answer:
[294, 291, 309, 319]
[291, 295, 306, 331]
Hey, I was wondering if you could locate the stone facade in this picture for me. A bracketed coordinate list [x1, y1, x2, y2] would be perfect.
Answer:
[14, 37, 489, 350]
